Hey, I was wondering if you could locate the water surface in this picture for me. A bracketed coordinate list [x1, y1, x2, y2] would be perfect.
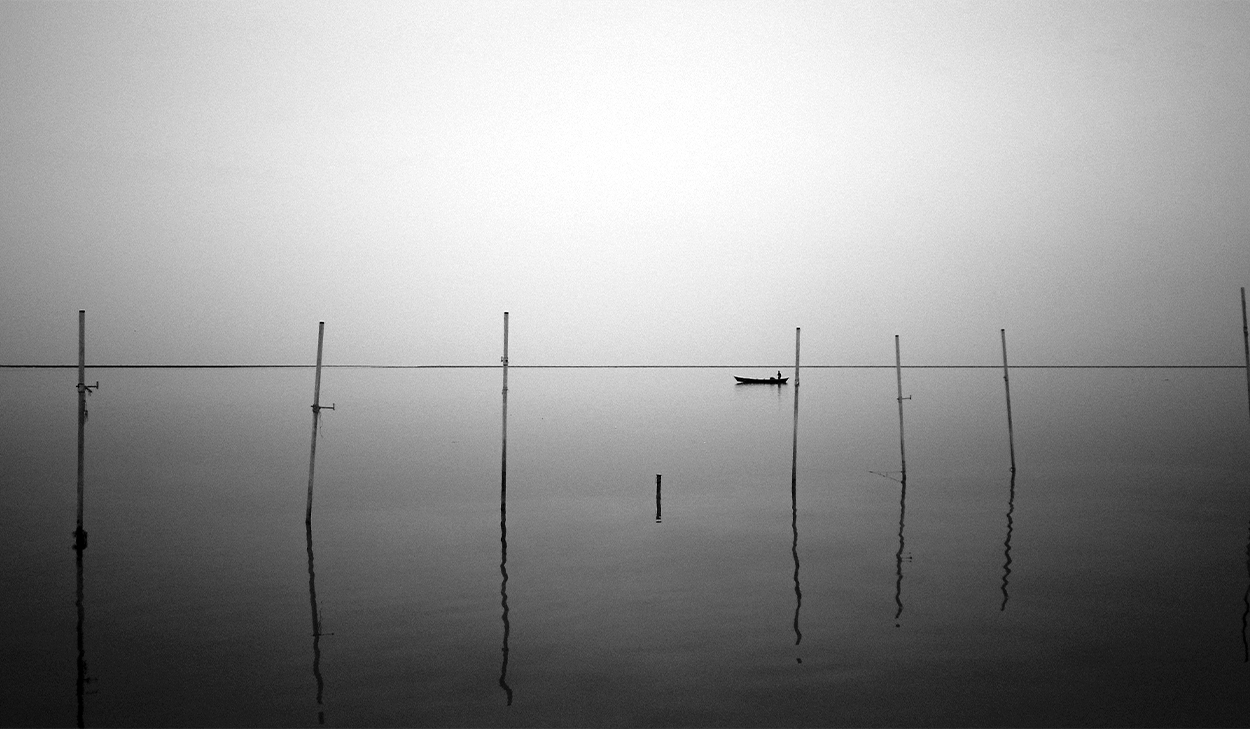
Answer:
[2, 366, 1249, 726]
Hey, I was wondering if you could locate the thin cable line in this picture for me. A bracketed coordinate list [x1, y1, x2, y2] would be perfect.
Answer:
[1, 364, 1245, 370]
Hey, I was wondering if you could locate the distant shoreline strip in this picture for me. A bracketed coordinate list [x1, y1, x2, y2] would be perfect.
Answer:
[1, 364, 1244, 370]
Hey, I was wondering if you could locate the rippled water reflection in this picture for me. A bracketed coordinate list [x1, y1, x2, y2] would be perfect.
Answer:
[2, 366, 1249, 726]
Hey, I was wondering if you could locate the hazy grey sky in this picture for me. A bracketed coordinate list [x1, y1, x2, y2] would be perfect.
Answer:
[2, 1, 1248, 366]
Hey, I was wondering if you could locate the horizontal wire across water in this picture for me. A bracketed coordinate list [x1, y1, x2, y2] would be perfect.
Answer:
[1, 364, 1245, 370]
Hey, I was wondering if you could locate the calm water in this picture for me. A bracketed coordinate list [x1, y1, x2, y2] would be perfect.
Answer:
[2, 366, 1249, 726]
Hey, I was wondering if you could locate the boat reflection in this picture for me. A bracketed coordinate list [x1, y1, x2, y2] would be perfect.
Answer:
[306, 522, 327, 724]
[1001, 471, 1016, 611]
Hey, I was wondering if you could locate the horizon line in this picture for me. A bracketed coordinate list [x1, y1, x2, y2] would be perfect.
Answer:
[1, 363, 1244, 370]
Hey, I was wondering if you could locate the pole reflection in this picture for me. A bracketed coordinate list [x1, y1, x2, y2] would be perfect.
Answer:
[1242, 520, 1249, 663]
[894, 480, 907, 628]
[306, 522, 326, 724]
[75, 545, 87, 728]
[499, 312, 513, 705]
[1000, 471, 1016, 611]
[790, 343, 801, 660]
[499, 483, 512, 705]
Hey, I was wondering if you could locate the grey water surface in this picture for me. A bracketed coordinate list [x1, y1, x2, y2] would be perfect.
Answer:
[2, 367, 1249, 726]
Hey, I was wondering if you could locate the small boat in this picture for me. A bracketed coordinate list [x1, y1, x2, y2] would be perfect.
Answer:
[734, 376, 788, 384]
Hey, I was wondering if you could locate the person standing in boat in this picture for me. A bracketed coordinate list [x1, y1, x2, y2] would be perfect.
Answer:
[776, 371, 782, 381]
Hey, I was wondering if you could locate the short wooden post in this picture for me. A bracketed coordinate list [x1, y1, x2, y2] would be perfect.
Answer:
[305, 322, 326, 526]
[1001, 329, 1017, 473]
[895, 335, 907, 483]
[655, 475, 661, 523]
[74, 310, 88, 550]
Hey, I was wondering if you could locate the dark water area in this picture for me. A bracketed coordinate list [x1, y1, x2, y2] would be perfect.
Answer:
[2, 367, 1249, 726]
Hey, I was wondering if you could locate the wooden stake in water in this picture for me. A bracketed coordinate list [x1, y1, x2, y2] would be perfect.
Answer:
[305, 322, 333, 526]
[76, 310, 86, 549]
[791, 327, 800, 491]
[1001, 329, 1017, 473]
[1242, 288, 1249, 428]
[501, 312, 509, 495]
[895, 335, 908, 484]
[74, 310, 96, 551]
[655, 475, 661, 523]
[793, 327, 801, 387]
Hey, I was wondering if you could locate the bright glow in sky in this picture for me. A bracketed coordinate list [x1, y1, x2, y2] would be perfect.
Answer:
[2, 1, 1248, 366]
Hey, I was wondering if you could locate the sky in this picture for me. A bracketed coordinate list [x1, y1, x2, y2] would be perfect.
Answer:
[2, 0, 1248, 367]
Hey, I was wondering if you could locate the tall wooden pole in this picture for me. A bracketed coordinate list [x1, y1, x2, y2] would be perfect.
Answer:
[1001, 329, 1017, 473]
[75, 310, 87, 549]
[895, 335, 907, 484]
[791, 327, 800, 489]
[1242, 288, 1249, 428]
[305, 322, 325, 526]
[501, 312, 509, 495]
[794, 327, 801, 387]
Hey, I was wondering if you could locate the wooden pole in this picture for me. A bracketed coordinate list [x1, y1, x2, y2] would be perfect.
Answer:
[501, 312, 509, 496]
[791, 327, 800, 491]
[1001, 329, 1017, 473]
[655, 475, 661, 523]
[895, 335, 907, 483]
[1242, 288, 1249, 428]
[75, 310, 87, 550]
[794, 327, 801, 387]
[305, 322, 325, 526]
